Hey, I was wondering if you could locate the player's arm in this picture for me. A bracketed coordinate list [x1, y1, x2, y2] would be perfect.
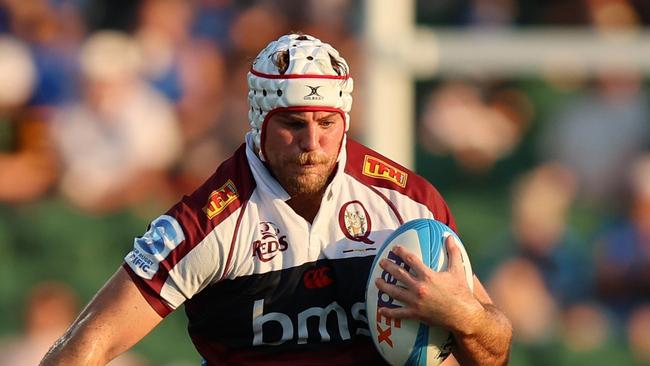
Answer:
[445, 274, 512, 366]
[40, 267, 163, 366]
[376, 236, 512, 366]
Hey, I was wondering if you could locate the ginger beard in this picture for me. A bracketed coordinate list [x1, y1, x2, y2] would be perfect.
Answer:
[262, 111, 345, 197]
[267, 149, 338, 196]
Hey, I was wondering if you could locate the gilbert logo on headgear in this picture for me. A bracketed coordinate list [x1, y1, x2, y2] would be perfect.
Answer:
[304, 85, 324, 100]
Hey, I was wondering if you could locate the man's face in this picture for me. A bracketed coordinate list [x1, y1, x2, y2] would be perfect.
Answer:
[264, 110, 345, 196]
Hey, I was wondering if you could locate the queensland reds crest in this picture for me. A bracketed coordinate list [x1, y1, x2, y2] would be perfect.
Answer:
[252, 222, 289, 262]
[338, 201, 374, 245]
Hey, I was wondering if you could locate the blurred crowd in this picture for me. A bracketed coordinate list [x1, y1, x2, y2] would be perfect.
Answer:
[0, 0, 362, 214]
[416, 0, 650, 365]
[0, 0, 649, 365]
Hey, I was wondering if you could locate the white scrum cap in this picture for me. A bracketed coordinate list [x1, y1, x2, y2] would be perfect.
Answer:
[247, 34, 353, 159]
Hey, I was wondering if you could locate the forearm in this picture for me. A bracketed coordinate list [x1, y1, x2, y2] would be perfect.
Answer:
[41, 268, 163, 366]
[451, 302, 512, 366]
[40, 312, 115, 366]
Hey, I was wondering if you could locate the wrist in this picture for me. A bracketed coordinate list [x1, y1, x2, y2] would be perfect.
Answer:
[450, 299, 485, 337]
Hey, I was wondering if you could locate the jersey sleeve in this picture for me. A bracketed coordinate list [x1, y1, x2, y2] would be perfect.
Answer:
[122, 144, 254, 317]
[123, 198, 225, 317]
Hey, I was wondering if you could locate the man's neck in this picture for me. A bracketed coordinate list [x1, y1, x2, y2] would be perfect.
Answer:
[286, 190, 326, 224]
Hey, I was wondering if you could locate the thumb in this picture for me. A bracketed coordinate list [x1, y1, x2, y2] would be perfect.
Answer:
[444, 234, 463, 275]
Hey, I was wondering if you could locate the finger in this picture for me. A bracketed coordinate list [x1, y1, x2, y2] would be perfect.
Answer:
[444, 234, 463, 275]
[379, 257, 417, 288]
[391, 245, 432, 280]
[375, 278, 414, 304]
[378, 305, 416, 321]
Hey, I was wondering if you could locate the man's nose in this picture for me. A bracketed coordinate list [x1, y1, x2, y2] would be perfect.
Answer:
[299, 123, 320, 151]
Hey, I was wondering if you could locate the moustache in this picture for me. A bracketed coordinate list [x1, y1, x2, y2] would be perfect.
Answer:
[295, 152, 332, 165]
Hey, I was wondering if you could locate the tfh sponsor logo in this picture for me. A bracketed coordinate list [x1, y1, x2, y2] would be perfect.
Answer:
[303, 266, 333, 289]
[375, 250, 406, 348]
[203, 180, 238, 219]
[362, 155, 408, 188]
[252, 222, 288, 262]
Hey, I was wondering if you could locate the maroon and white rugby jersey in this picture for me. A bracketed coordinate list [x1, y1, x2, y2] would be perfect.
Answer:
[123, 136, 457, 366]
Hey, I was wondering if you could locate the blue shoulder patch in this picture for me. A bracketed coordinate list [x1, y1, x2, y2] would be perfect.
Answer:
[126, 215, 186, 279]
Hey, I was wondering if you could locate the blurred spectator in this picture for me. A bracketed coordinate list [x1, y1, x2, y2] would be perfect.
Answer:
[466, 0, 518, 27]
[593, 154, 650, 321]
[538, 0, 649, 207]
[3, 0, 83, 106]
[50, 31, 181, 213]
[560, 302, 611, 353]
[586, 0, 642, 33]
[172, 39, 228, 188]
[0, 1, 84, 205]
[0, 36, 35, 107]
[508, 163, 591, 306]
[627, 305, 650, 364]
[538, 63, 649, 206]
[131, 0, 232, 192]
[490, 257, 559, 344]
[0, 36, 58, 203]
[191, 0, 237, 50]
[0, 282, 79, 366]
[489, 163, 607, 351]
[0, 281, 148, 366]
[134, 0, 193, 102]
[419, 80, 533, 173]
[228, 3, 288, 58]
[299, 0, 355, 42]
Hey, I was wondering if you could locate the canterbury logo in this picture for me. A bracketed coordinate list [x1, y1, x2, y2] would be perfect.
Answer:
[362, 155, 408, 188]
[304, 85, 324, 100]
[303, 266, 333, 289]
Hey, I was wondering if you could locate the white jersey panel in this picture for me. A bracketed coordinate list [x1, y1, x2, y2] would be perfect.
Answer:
[159, 206, 243, 308]
[373, 186, 437, 223]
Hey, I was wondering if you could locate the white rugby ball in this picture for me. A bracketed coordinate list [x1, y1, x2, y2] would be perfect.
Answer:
[365, 218, 474, 366]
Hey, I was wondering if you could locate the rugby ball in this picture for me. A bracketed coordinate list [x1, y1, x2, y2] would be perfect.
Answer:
[365, 218, 474, 366]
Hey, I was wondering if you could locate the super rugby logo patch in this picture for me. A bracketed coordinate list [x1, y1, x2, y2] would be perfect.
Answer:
[126, 215, 185, 279]
[362, 155, 408, 188]
[203, 180, 238, 219]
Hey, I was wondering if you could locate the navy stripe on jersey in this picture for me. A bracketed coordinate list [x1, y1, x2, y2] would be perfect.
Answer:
[186, 256, 373, 349]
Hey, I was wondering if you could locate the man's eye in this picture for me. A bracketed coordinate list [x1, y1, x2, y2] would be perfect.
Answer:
[284, 120, 303, 128]
[320, 120, 334, 127]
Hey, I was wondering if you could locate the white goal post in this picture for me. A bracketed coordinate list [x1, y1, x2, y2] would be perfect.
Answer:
[362, 0, 650, 168]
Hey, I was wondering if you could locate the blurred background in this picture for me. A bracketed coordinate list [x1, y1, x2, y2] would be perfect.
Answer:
[0, 0, 649, 365]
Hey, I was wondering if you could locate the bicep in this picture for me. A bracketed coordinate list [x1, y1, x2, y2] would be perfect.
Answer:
[42, 267, 162, 365]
